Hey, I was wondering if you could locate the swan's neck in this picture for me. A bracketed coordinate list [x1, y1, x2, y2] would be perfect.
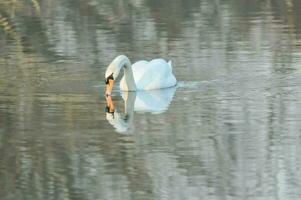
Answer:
[108, 55, 137, 91]
[122, 60, 137, 91]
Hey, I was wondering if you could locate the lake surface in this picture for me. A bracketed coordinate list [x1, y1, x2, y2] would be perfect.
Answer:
[1, 0, 301, 199]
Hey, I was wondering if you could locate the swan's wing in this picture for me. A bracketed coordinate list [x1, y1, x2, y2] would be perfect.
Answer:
[168, 60, 172, 70]
[137, 59, 176, 90]
[131, 60, 149, 81]
[120, 59, 176, 90]
[120, 60, 148, 90]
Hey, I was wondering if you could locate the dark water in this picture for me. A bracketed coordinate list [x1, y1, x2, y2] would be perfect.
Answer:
[1, 0, 301, 199]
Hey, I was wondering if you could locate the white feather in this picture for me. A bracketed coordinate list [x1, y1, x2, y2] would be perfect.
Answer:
[118, 57, 177, 91]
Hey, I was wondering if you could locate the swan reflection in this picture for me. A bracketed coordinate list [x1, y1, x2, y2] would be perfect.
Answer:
[105, 87, 177, 133]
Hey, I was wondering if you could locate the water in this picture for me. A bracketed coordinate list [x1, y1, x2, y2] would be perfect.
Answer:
[1, 0, 301, 199]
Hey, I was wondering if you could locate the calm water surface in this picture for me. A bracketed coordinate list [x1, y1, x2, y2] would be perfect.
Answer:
[1, 0, 301, 199]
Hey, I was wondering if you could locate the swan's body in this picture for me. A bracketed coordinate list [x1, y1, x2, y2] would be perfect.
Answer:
[119, 59, 176, 90]
[105, 55, 177, 94]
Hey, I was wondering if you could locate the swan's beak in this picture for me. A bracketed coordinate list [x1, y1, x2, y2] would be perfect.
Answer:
[105, 79, 114, 96]
[106, 95, 115, 113]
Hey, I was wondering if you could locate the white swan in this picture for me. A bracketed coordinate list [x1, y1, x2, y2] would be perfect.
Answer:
[105, 55, 177, 95]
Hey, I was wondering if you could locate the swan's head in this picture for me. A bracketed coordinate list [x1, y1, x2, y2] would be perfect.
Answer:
[105, 55, 131, 95]
[105, 64, 120, 96]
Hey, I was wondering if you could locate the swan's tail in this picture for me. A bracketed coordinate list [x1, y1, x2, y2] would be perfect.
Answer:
[168, 60, 173, 70]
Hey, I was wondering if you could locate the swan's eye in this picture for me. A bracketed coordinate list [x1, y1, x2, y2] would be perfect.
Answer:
[105, 73, 114, 84]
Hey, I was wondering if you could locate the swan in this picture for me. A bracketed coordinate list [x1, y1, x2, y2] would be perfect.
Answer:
[105, 55, 177, 95]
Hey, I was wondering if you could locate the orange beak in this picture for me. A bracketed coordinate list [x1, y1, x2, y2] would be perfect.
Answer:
[105, 79, 114, 96]
[106, 95, 115, 113]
